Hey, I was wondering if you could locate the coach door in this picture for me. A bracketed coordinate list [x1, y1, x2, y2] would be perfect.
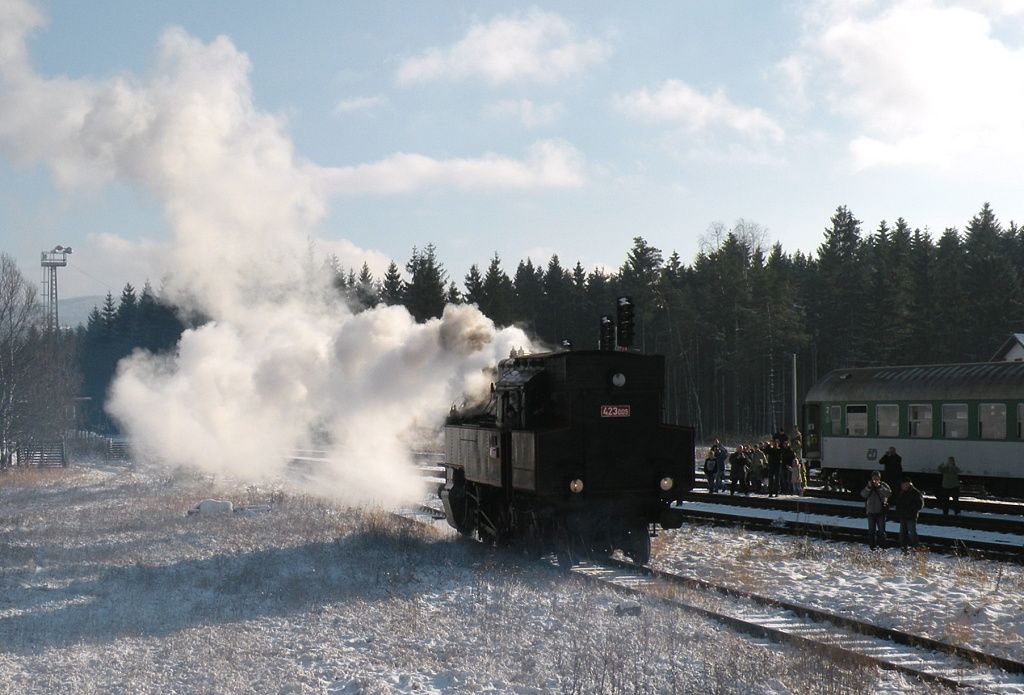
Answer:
[803, 404, 821, 462]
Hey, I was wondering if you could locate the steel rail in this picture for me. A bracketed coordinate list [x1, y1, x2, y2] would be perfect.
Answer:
[572, 558, 1024, 692]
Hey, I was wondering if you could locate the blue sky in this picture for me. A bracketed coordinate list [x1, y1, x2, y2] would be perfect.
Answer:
[3, 0, 1024, 299]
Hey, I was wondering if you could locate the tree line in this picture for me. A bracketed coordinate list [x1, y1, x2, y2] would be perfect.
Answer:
[3, 202, 1021, 450]
[334, 203, 1024, 440]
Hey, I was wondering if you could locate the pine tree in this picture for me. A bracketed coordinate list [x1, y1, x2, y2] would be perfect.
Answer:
[463, 264, 484, 307]
[539, 254, 571, 343]
[932, 227, 969, 361]
[566, 261, 590, 347]
[404, 244, 447, 322]
[446, 282, 462, 305]
[905, 228, 936, 363]
[619, 237, 664, 352]
[380, 261, 404, 306]
[114, 283, 138, 345]
[811, 206, 869, 371]
[512, 259, 543, 333]
[480, 254, 514, 326]
[354, 262, 378, 308]
[962, 203, 1022, 359]
[100, 292, 117, 342]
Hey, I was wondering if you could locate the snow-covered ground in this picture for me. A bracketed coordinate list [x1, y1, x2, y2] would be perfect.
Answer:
[654, 519, 1024, 666]
[0, 463, 942, 694]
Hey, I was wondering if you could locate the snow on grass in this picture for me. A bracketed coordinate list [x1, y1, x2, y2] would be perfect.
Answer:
[653, 521, 1024, 665]
[0, 464, 930, 694]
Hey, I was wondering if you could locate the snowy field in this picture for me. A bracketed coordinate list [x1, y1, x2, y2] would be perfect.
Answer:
[1, 464, 952, 694]
[654, 520, 1024, 665]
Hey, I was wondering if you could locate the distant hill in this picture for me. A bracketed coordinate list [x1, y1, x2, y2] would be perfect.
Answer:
[58, 295, 104, 329]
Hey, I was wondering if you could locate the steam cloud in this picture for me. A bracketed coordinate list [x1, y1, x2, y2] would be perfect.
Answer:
[0, 1, 533, 504]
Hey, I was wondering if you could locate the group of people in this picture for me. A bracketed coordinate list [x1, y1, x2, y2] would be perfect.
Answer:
[705, 429, 807, 498]
[861, 447, 963, 552]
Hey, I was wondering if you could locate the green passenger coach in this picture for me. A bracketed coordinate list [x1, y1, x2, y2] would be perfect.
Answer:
[802, 362, 1024, 497]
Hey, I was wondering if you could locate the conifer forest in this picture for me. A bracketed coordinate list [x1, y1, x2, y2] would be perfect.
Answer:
[5, 203, 1022, 444]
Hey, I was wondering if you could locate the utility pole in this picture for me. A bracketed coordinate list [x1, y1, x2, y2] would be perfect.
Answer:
[791, 352, 798, 431]
[40, 245, 72, 332]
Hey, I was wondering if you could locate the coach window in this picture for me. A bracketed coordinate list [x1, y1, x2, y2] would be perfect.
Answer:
[942, 404, 968, 439]
[979, 403, 1006, 439]
[876, 404, 899, 437]
[909, 404, 932, 438]
[1018, 404, 1024, 439]
[830, 405, 841, 435]
[846, 405, 867, 436]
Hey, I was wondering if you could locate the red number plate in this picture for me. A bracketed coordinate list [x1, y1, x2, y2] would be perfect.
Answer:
[600, 405, 631, 418]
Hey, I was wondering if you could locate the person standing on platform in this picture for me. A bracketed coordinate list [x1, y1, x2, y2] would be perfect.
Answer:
[766, 440, 782, 497]
[937, 456, 962, 515]
[748, 444, 766, 494]
[712, 440, 728, 494]
[861, 471, 892, 549]
[780, 441, 796, 495]
[879, 447, 903, 496]
[895, 476, 925, 550]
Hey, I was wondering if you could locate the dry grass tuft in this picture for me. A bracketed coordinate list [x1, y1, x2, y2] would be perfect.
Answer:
[942, 616, 976, 645]
[908, 546, 931, 576]
[0, 466, 68, 488]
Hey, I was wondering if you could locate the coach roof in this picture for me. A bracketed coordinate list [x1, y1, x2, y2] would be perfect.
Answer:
[805, 361, 1024, 402]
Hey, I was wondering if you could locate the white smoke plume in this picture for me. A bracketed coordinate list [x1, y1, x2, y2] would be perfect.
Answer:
[0, 1, 534, 504]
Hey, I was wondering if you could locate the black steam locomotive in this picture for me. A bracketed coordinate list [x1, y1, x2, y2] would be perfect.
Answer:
[439, 299, 694, 564]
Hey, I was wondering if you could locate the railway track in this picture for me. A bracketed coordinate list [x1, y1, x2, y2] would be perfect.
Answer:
[674, 495, 1024, 562]
[681, 490, 1024, 534]
[569, 558, 1024, 692]
[401, 501, 1024, 692]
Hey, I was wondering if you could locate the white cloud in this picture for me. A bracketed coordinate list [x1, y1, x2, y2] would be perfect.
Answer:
[88, 232, 168, 286]
[334, 95, 386, 114]
[967, 0, 1024, 16]
[790, 0, 1024, 171]
[485, 99, 563, 127]
[395, 9, 610, 85]
[523, 246, 561, 266]
[324, 139, 584, 193]
[613, 79, 784, 142]
[314, 237, 393, 278]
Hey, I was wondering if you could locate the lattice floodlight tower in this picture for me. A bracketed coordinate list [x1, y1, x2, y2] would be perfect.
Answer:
[41, 245, 72, 332]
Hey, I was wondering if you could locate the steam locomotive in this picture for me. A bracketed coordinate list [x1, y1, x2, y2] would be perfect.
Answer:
[439, 299, 694, 564]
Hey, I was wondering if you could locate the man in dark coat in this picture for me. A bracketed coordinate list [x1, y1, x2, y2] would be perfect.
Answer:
[894, 476, 925, 550]
[879, 447, 903, 494]
[729, 447, 750, 496]
[711, 440, 728, 493]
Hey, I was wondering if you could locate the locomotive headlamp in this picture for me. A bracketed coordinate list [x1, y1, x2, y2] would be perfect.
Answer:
[659, 476, 674, 491]
[569, 478, 584, 494]
[611, 372, 626, 387]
